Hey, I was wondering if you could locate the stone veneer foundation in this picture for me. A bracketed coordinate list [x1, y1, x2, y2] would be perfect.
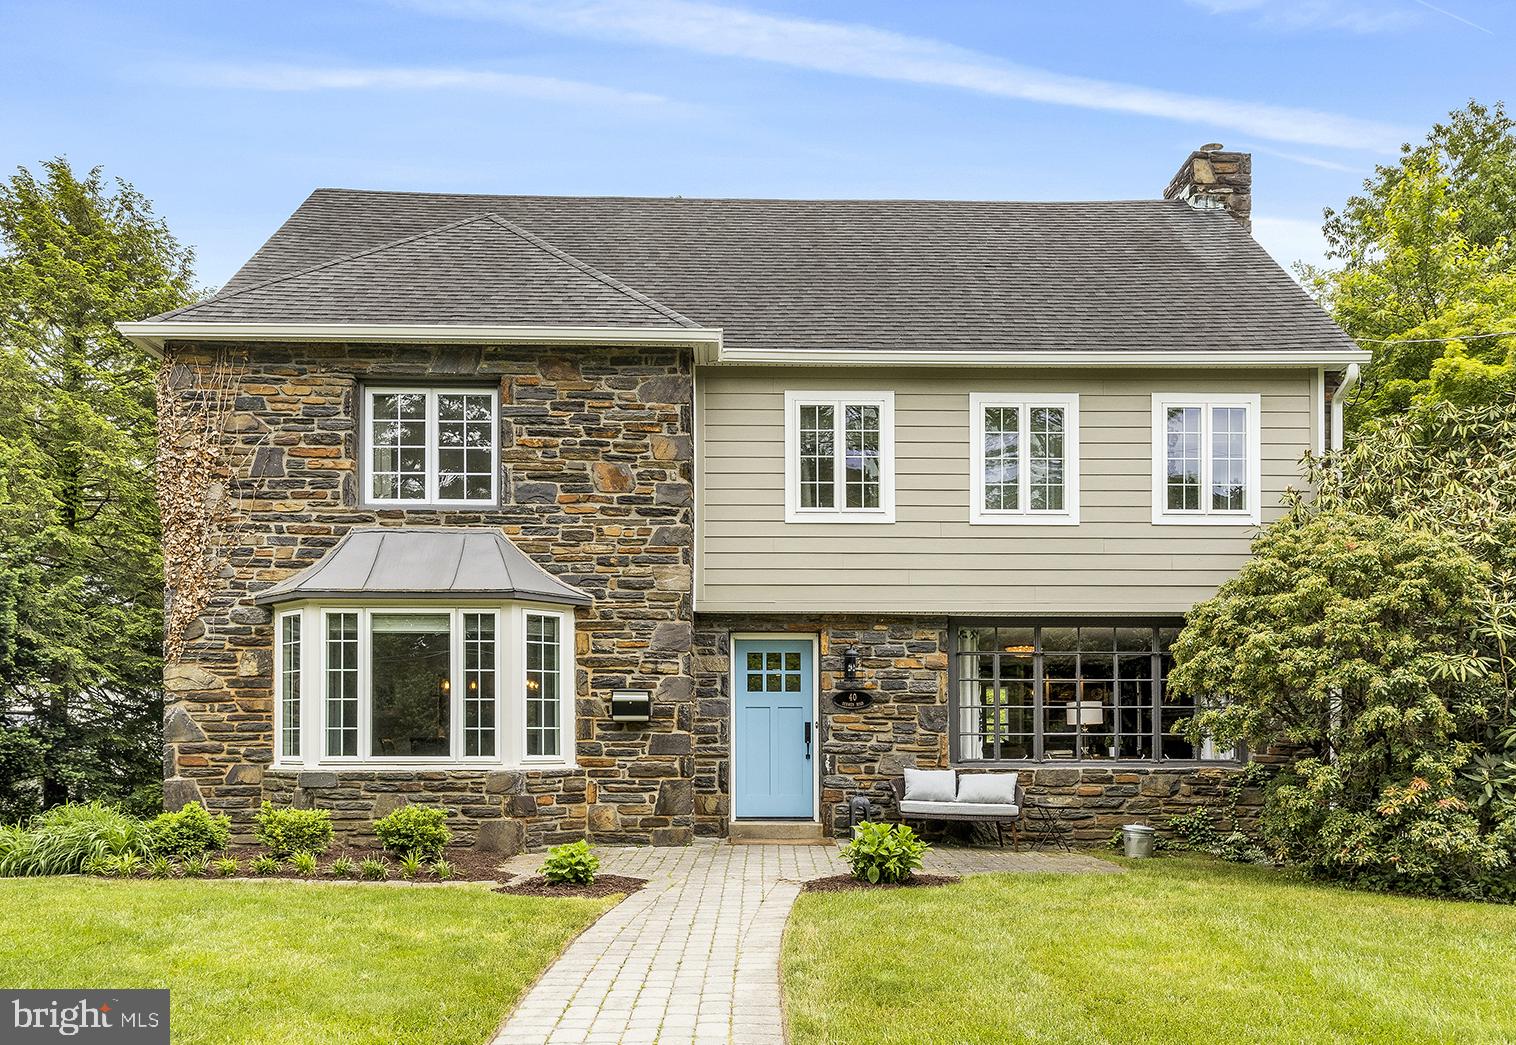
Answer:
[692, 614, 1260, 844]
[158, 341, 696, 851]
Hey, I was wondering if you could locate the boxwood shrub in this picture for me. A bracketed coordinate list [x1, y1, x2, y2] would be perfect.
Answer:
[253, 801, 333, 858]
[373, 805, 451, 860]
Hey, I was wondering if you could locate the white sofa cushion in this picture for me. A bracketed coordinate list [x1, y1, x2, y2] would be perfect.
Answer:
[902, 767, 957, 803]
[956, 772, 1018, 806]
[901, 799, 1019, 818]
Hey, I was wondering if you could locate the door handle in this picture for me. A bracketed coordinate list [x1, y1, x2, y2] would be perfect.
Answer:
[804, 721, 813, 760]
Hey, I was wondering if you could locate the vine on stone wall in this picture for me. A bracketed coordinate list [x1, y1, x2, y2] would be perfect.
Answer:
[156, 351, 244, 664]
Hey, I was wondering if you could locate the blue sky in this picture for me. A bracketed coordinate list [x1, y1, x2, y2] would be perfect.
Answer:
[1, 0, 1508, 288]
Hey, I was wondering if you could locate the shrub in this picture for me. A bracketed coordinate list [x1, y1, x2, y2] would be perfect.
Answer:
[147, 855, 174, 879]
[149, 802, 230, 858]
[253, 802, 333, 858]
[214, 856, 239, 878]
[250, 855, 279, 876]
[541, 841, 598, 885]
[841, 822, 929, 884]
[360, 858, 389, 881]
[329, 856, 359, 879]
[431, 858, 455, 881]
[3, 802, 153, 876]
[373, 805, 451, 861]
[289, 851, 318, 877]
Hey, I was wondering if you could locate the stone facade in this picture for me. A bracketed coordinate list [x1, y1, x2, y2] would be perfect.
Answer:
[693, 613, 1259, 844]
[1163, 146, 1252, 230]
[158, 341, 695, 848]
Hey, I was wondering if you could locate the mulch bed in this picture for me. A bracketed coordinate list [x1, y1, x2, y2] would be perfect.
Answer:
[218, 845, 516, 884]
[801, 873, 961, 893]
[494, 874, 646, 899]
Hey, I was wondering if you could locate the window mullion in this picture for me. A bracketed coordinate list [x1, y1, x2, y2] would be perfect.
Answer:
[833, 400, 846, 511]
[426, 391, 439, 503]
[1201, 405, 1213, 516]
[1018, 404, 1030, 514]
[1032, 629, 1045, 761]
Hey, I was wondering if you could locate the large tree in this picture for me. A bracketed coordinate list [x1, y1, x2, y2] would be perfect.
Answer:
[1302, 101, 1516, 423]
[0, 158, 195, 817]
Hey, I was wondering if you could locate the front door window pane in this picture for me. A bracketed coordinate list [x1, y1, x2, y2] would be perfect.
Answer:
[526, 613, 561, 757]
[370, 613, 451, 758]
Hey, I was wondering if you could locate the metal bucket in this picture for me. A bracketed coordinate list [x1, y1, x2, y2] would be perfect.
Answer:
[1122, 823, 1155, 858]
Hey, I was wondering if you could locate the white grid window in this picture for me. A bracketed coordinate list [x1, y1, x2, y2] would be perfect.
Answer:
[325, 612, 359, 757]
[970, 394, 1079, 525]
[525, 613, 561, 758]
[1151, 394, 1261, 525]
[278, 612, 301, 759]
[280, 605, 573, 768]
[785, 391, 895, 523]
[365, 387, 498, 506]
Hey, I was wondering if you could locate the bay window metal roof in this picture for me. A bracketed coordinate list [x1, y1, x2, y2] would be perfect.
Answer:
[254, 527, 591, 607]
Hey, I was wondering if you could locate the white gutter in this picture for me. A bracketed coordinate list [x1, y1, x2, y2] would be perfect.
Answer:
[1330, 362, 1361, 450]
[114, 321, 725, 359]
[697, 345, 1372, 368]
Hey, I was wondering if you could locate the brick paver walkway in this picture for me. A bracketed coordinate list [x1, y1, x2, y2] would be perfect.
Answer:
[491, 840, 1113, 1045]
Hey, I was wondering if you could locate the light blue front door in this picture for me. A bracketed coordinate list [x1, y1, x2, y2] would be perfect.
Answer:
[734, 639, 815, 819]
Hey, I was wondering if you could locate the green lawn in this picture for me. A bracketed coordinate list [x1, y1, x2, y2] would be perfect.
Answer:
[0, 878, 612, 1044]
[783, 856, 1516, 1045]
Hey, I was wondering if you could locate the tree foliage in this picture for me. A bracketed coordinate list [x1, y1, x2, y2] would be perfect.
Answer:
[0, 158, 195, 819]
[1302, 101, 1516, 423]
[1170, 396, 1516, 898]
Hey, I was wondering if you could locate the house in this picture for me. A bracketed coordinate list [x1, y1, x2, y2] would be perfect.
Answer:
[120, 147, 1367, 849]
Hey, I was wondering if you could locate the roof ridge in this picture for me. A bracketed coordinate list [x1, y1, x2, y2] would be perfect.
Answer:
[479, 213, 699, 328]
[153, 214, 498, 321]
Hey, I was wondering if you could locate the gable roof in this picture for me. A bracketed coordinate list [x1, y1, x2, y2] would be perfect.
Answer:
[160, 213, 697, 329]
[140, 188, 1362, 359]
[253, 527, 592, 607]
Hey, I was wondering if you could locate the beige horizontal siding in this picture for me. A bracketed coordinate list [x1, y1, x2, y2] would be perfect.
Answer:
[695, 366, 1319, 615]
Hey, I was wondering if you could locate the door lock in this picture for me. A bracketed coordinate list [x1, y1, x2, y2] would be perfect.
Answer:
[804, 721, 813, 760]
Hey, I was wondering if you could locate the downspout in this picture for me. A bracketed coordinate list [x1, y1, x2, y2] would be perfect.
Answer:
[1329, 362, 1361, 451]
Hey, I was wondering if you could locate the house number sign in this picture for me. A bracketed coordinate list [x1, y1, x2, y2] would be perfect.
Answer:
[832, 689, 874, 711]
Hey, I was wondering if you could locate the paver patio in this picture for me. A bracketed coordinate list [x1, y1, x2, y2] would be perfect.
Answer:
[491, 841, 1114, 1045]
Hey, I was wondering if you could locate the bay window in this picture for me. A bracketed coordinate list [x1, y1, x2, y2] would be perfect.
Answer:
[951, 622, 1233, 764]
[273, 603, 574, 767]
[1151, 393, 1261, 525]
[784, 390, 895, 523]
[970, 393, 1080, 524]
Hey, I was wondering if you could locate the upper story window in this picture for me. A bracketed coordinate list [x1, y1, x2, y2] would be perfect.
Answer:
[970, 393, 1080, 525]
[783, 391, 895, 523]
[273, 603, 574, 768]
[1151, 393, 1261, 526]
[364, 386, 498, 506]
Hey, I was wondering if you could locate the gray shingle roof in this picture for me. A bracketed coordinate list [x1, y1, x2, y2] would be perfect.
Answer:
[165, 188, 1355, 354]
[253, 527, 592, 607]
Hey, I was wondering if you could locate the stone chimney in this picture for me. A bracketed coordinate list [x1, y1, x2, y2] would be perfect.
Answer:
[1163, 144, 1252, 232]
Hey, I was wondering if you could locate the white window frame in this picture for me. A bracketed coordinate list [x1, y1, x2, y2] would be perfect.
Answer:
[273, 609, 303, 764]
[1150, 393, 1262, 526]
[783, 390, 896, 524]
[363, 385, 499, 507]
[969, 392, 1080, 525]
[271, 602, 575, 770]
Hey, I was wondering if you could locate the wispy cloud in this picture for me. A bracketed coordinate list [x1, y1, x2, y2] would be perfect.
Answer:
[1182, 0, 1417, 33]
[1408, 0, 1494, 34]
[1247, 145, 1363, 173]
[170, 62, 669, 106]
[399, 0, 1412, 152]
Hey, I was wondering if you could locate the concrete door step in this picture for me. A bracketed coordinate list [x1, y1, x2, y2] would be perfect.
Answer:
[728, 821, 830, 844]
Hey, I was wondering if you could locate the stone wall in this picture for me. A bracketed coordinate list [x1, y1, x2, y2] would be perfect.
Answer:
[158, 340, 696, 848]
[693, 613, 1259, 843]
